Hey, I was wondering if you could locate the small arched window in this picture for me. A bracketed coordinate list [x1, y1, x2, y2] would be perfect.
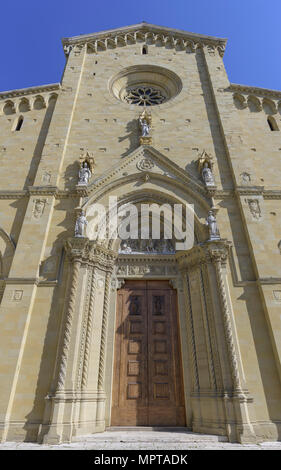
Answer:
[142, 45, 148, 55]
[267, 116, 279, 131]
[15, 116, 24, 131]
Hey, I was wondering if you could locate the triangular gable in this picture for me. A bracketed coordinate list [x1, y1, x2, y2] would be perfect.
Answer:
[87, 145, 208, 203]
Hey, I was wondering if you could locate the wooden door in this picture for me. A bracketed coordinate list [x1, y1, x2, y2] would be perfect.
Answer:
[111, 280, 185, 426]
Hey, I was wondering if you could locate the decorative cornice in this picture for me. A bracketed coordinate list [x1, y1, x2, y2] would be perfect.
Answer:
[258, 277, 281, 285]
[62, 23, 227, 56]
[0, 186, 279, 201]
[0, 191, 27, 199]
[28, 186, 58, 196]
[263, 190, 281, 200]
[0, 83, 60, 100]
[235, 185, 264, 196]
[229, 83, 281, 100]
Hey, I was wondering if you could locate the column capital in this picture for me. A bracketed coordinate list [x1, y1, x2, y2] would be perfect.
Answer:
[176, 239, 232, 272]
[64, 238, 117, 271]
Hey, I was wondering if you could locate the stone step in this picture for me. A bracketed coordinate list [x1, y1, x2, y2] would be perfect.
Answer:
[73, 428, 228, 443]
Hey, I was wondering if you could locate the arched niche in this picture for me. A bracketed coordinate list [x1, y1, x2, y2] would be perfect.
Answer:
[233, 93, 247, 110]
[33, 95, 46, 110]
[262, 98, 277, 115]
[247, 95, 262, 112]
[3, 100, 16, 115]
[18, 98, 30, 113]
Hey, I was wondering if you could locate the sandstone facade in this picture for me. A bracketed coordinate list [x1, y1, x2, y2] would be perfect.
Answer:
[0, 23, 280, 444]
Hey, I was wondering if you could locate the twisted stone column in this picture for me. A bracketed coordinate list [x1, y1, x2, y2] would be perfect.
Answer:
[211, 251, 242, 395]
[98, 271, 112, 390]
[81, 270, 97, 390]
[184, 271, 200, 392]
[57, 258, 81, 391]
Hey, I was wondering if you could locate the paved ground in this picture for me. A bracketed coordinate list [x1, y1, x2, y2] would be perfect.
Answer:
[1, 428, 281, 450]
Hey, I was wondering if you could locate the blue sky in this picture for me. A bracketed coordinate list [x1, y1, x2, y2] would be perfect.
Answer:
[1, 0, 280, 92]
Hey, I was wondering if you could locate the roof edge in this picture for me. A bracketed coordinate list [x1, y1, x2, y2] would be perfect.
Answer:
[62, 22, 227, 46]
[229, 83, 281, 99]
[0, 83, 61, 100]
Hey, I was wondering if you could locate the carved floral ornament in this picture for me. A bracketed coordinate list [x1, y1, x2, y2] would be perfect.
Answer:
[136, 158, 154, 171]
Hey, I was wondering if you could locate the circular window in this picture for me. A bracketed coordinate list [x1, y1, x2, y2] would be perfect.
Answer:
[109, 65, 182, 106]
[125, 86, 165, 106]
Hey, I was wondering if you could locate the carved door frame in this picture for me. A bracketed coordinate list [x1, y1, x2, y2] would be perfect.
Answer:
[104, 253, 192, 429]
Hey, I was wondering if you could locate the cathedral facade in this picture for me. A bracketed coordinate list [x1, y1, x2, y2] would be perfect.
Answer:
[0, 23, 280, 444]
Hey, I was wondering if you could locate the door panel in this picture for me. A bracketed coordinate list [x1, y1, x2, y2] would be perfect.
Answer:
[111, 280, 185, 426]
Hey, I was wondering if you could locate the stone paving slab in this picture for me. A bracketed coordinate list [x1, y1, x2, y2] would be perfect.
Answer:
[1, 430, 281, 450]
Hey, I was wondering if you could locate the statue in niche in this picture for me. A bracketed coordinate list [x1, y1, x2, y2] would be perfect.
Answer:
[139, 109, 152, 144]
[197, 150, 215, 186]
[78, 161, 92, 185]
[75, 210, 88, 237]
[139, 116, 150, 137]
[202, 162, 215, 186]
[206, 210, 220, 240]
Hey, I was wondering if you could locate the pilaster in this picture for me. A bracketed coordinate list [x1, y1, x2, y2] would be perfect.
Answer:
[41, 238, 116, 444]
[177, 240, 257, 443]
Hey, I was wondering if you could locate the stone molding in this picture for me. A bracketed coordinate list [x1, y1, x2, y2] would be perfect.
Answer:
[229, 83, 281, 100]
[0, 83, 60, 100]
[62, 23, 226, 56]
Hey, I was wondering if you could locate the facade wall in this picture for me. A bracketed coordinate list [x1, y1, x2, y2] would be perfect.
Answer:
[0, 24, 280, 444]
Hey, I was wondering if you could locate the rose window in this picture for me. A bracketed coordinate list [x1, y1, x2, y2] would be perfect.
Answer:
[125, 87, 166, 106]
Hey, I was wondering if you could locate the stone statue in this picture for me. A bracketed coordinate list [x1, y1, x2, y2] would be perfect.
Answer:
[139, 115, 150, 137]
[202, 162, 215, 186]
[75, 210, 88, 237]
[206, 210, 220, 240]
[78, 162, 91, 185]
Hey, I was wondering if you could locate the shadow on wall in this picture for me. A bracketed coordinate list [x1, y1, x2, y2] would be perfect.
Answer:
[23, 95, 58, 189]
[119, 118, 139, 157]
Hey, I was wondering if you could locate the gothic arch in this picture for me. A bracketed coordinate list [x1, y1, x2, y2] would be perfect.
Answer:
[83, 185, 207, 250]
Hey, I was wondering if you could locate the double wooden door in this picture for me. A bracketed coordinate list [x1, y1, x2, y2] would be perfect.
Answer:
[111, 280, 185, 426]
